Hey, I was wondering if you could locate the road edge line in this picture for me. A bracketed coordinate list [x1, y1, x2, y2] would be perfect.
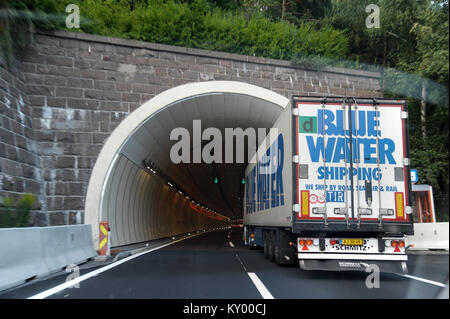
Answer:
[398, 274, 447, 288]
[247, 272, 274, 299]
[27, 231, 209, 299]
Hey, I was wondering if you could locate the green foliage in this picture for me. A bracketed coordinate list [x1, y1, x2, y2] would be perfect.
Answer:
[0, 0, 34, 66]
[410, 0, 449, 84]
[17, 193, 36, 211]
[16, 193, 36, 227]
[2, 0, 348, 61]
[0, 194, 36, 228]
[239, 0, 332, 24]
[2, 196, 14, 209]
[0, 197, 14, 228]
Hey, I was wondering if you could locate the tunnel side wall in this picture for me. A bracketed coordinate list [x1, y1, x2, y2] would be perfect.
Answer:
[0, 29, 382, 227]
[0, 55, 47, 224]
[103, 155, 227, 247]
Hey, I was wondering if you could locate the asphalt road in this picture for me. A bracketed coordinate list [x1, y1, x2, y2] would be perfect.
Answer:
[0, 228, 448, 299]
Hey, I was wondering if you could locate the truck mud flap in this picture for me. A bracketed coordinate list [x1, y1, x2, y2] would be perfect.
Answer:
[299, 259, 408, 274]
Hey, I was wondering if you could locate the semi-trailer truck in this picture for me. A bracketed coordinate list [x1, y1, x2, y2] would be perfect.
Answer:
[243, 96, 414, 274]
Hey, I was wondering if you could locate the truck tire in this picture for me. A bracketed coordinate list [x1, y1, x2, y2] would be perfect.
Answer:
[274, 245, 279, 264]
[274, 240, 281, 265]
[268, 232, 275, 262]
[263, 233, 269, 259]
[243, 227, 248, 246]
[274, 231, 285, 265]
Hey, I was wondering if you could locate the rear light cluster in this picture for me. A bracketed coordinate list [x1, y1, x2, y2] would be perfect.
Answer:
[385, 240, 405, 247]
[299, 239, 318, 246]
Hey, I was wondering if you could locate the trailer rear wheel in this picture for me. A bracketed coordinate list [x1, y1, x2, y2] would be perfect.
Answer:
[274, 241, 281, 264]
[243, 227, 248, 246]
[263, 233, 269, 259]
[268, 232, 275, 262]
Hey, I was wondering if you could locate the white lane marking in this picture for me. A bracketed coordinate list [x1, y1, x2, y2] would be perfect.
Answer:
[27, 232, 205, 299]
[229, 241, 235, 248]
[247, 272, 274, 299]
[398, 274, 447, 288]
[235, 253, 247, 272]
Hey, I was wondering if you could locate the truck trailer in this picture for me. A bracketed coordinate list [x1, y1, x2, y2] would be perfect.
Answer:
[243, 96, 414, 274]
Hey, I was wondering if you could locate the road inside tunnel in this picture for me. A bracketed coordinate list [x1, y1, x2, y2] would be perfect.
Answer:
[84, 81, 290, 248]
[1, 227, 447, 299]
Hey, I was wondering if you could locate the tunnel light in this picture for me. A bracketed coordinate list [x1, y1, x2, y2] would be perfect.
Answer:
[167, 182, 173, 187]
[178, 191, 183, 195]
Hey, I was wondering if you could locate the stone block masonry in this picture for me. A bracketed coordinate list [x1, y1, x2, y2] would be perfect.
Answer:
[0, 55, 48, 226]
[0, 29, 382, 227]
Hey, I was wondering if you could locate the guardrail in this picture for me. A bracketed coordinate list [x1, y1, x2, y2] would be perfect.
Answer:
[0, 225, 97, 292]
[406, 222, 449, 251]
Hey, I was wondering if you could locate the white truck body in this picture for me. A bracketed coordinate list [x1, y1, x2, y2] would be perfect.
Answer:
[244, 100, 293, 227]
[243, 96, 414, 273]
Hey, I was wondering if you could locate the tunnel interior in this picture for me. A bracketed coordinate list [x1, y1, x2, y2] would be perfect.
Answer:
[91, 83, 288, 247]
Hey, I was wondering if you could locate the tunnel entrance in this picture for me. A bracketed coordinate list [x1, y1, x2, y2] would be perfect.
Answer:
[85, 81, 289, 247]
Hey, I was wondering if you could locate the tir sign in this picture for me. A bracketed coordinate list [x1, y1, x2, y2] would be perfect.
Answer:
[299, 116, 317, 133]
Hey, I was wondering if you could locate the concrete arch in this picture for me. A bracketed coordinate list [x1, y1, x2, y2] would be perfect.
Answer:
[85, 81, 290, 248]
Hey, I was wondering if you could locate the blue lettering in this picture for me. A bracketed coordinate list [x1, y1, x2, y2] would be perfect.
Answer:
[245, 134, 285, 213]
[379, 138, 396, 164]
[367, 111, 381, 137]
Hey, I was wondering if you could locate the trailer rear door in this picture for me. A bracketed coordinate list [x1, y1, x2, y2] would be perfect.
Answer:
[292, 97, 413, 233]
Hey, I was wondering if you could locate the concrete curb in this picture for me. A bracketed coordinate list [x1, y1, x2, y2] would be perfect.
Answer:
[406, 222, 449, 251]
[0, 225, 97, 292]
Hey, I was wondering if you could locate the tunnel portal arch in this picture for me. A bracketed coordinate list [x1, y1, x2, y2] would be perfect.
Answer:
[85, 81, 290, 248]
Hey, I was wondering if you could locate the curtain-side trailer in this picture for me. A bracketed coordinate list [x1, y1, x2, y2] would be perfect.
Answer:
[243, 96, 414, 274]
